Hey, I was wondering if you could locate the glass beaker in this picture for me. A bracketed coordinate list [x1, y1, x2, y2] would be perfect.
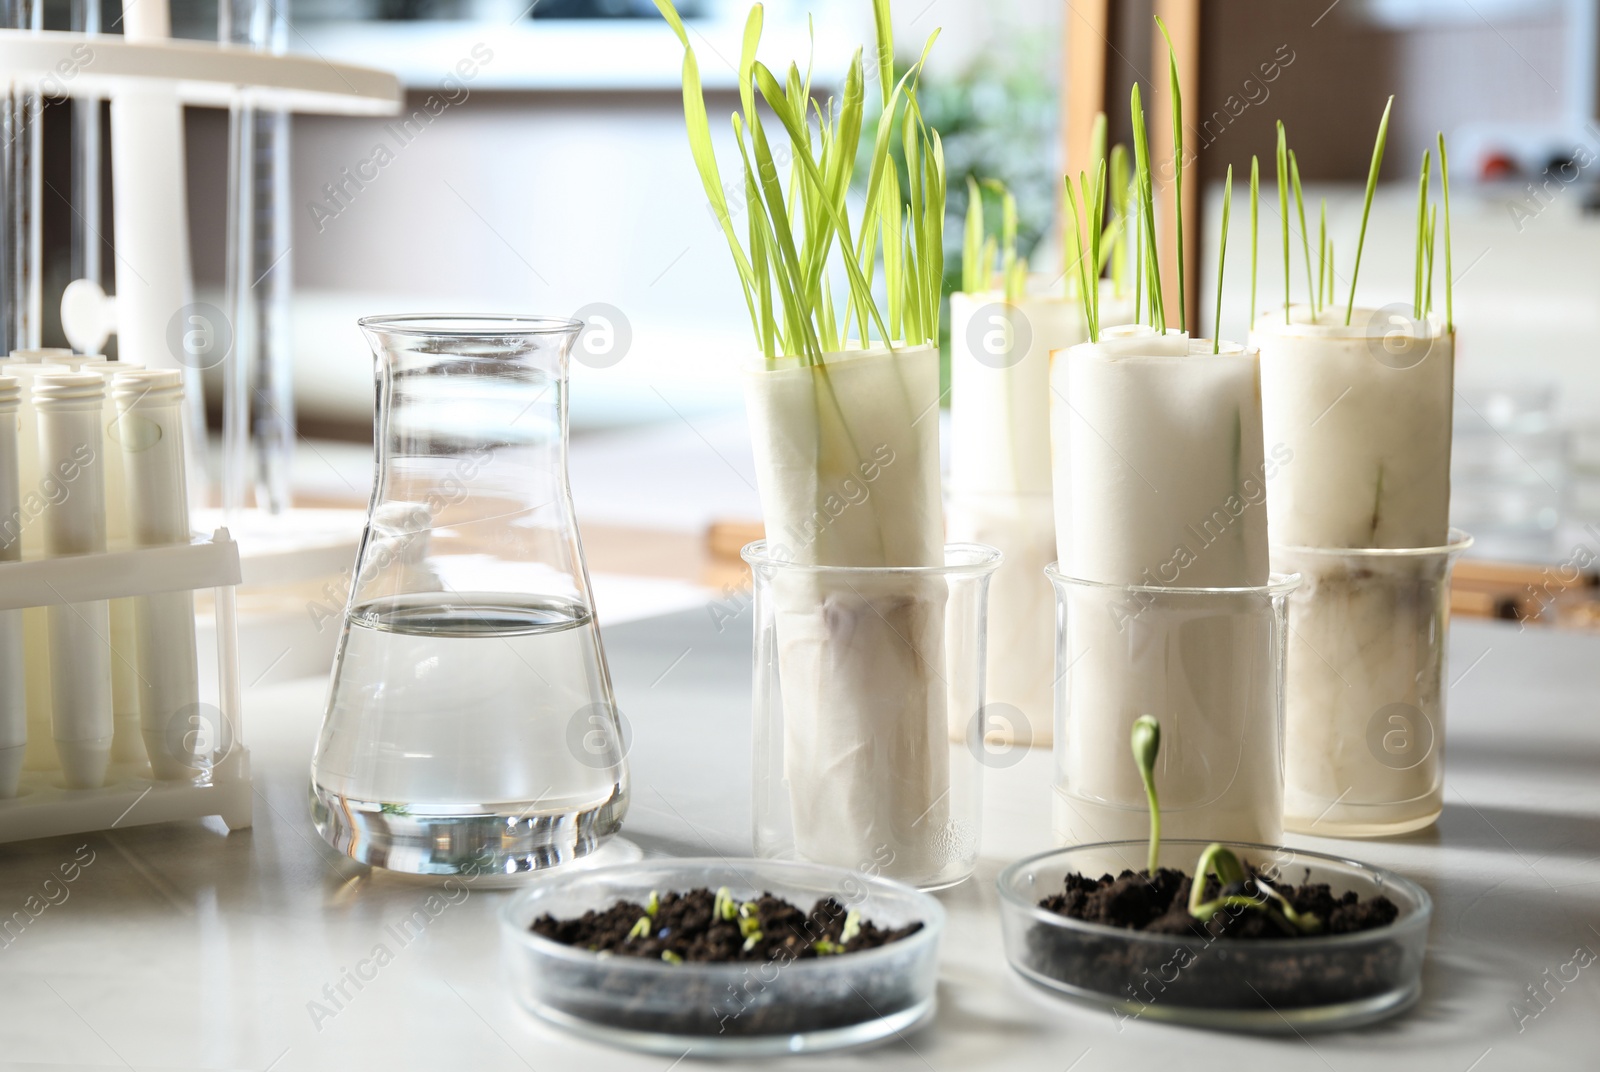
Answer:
[1047, 566, 1299, 848]
[1274, 531, 1472, 837]
[744, 540, 1001, 891]
[311, 315, 628, 877]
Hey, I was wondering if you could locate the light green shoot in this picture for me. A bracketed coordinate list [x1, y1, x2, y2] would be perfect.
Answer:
[713, 886, 737, 921]
[1064, 174, 1098, 341]
[1316, 199, 1327, 319]
[1189, 844, 1322, 935]
[661, 950, 685, 965]
[1109, 143, 1130, 298]
[1249, 155, 1259, 325]
[1424, 203, 1438, 317]
[1346, 95, 1394, 325]
[1438, 132, 1454, 332]
[628, 915, 653, 940]
[841, 910, 862, 945]
[1289, 149, 1313, 317]
[1156, 16, 1185, 331]
[1130, 82, 1164, 332]
[962, 176, 986, 294]
[741, 933, 763, 952]
[1326, 240, 1335, 306]
[646, 890, 660, 917]
[984, 178, 1026, 302]
[1131, 715, 1161, 874]
[813, 938, 842, 955]
[1413, 148, 1431, 318]
[739, 913, 762, 939]
[1213, 166, 1232, 354]
[1276, 122, 1289, 324]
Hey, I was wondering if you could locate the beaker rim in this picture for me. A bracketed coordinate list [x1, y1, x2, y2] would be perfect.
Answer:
[358, 313, 583, 337]
[740, 540, 1002, 576]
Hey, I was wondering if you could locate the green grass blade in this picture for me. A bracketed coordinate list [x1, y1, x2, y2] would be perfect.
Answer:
[1289, 149, 1313, 317]
[872, 0, 894, 107]
[963, 176, 984, 293]
[1439, 132, 1453, 332]
[1413, 148, 1430, 318]
[1157, 16, 1185, 331]
[1276, 121, 1289, 324]
[1109, 142, 1129, 297]
[1130, 82, 1164, 332]
[1317, 198, 1326, 320]
[1249, 154, 1259, 326]
[1064, 176, 1096, 341]
[1346, 95, 1394, 325]
[1214, 164, 1231, 353]
[1424, 203, 1437, 317]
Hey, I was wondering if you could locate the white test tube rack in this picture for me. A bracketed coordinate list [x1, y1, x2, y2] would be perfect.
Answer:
[0, 28, 398, 843]
[0, 530, 247, 841]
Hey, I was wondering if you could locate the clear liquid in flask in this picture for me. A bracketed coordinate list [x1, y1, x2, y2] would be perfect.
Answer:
[311, 592, 628, 875]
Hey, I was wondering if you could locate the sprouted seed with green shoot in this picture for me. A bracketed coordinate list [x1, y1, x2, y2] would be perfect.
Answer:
[1131, 716, 1321, 934]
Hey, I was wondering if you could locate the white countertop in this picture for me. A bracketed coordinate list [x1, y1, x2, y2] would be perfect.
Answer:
[2, 611, 1596, 1070]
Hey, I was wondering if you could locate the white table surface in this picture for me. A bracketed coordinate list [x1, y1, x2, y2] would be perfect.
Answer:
[2, 610, 1597, 1072]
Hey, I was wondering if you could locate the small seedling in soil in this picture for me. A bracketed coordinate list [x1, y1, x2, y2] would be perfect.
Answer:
[532, 887, 922, 964]
[1038, 716, 1397, 939]
[528, 884, 931, 1039]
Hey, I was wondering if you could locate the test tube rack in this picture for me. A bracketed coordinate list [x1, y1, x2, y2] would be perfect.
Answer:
[0, 529, 246, 842]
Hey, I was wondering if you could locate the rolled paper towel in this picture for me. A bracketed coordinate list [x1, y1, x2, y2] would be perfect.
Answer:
[745, 345, 947, 881]
[1050, 327, 1283, 846]
[1254, 305, 1457, 836]
[1253, 305, 1452, 550]
[949, 287, 1135, 746]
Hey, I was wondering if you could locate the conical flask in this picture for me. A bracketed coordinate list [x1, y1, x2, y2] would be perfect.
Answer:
[311, 315, 629, 876]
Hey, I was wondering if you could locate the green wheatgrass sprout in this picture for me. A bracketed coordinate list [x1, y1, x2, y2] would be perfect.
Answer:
[962, 176, 985, 295]
[1063, 162, 1108, 342]
[984, 178, 1027, 302]
[1345, 95, 1395, 325]
[1439, 132, 1454, 332]
[661, 950, 685, 965]
[1289, 149, 1313, 317]
[1275, 122, 1289, 324]
[1130, 715, 1161, 874]
[654, 0, 943, 366]
[1109, 143, 1131, 297]
[628, 915, 652, 940]
[1156, 16, 1185, 331]
[1316, 198, 1327, 315]
[1129, 82, 1165, 332]
[1213, 165, 1232, 355]
[645, 890, 660, 917]
[1249, 155, 1259, 325]
[1325, 240, 1335, 306]
[713, 886, 737, 921]
[1425, 203, 1438, 317]
[1413, 148, 1431, 318]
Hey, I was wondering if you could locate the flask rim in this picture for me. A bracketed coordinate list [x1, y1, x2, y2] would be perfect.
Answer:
[358, 313, 582, 338]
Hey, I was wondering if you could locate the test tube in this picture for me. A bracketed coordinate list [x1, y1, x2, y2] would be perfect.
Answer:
[0, 375, 23, 796]
[113, 370, 200, 778]
[3, 357, 69, 771]
[34, 371, 112, 789]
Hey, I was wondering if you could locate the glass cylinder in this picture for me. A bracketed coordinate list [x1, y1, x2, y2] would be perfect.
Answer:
[945, 492, 1055, 746]
[311, 315, 628, 877]
[1047, 566, 1298, 847]
[1275, 531, 1472, 837]
[745, 541, 1001, 891]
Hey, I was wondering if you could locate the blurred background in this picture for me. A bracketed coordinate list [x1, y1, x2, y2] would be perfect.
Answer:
[26, 0, 1600, 632]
